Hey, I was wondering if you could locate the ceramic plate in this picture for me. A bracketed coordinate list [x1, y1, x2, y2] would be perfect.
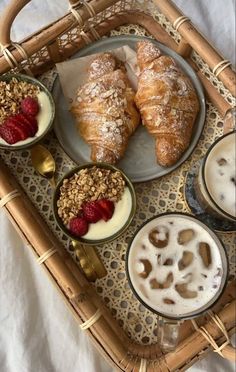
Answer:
[53, 35, 206, 183]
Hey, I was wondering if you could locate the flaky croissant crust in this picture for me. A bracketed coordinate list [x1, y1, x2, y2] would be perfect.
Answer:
[71, 53, 140, 164]
[135, 41, 200, 167]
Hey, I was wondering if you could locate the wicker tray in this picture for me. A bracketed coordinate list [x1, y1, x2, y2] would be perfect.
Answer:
[0, 1, 235, 371]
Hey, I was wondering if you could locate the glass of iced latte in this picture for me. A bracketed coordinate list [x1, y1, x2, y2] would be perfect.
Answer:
[126, 213, 228, 351]
[195, 131, 236, 223]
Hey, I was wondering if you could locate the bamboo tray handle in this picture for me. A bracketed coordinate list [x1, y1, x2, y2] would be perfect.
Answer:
[0, 0, 96, 47]
[221, 344, 236, 361]
[0, 0, 119, 72]
[0, 0, 30, 47]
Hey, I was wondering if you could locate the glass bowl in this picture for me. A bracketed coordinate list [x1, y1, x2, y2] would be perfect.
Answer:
[53, 162, 136, 245]
[0, 73, 55, 150]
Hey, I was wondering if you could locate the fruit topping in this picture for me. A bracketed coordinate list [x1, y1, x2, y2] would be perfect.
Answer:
[82, 201, 102, 223]
[0, 113, 38, 144]
[97, 199, 115, 221]
[0, 125, 22, 144]
[6, 115, 32, 138]
[19, 113, 38, 136]
[6, 119, 28, 141]
[69, 216, 88, 237]
[21, 96, 39, 116]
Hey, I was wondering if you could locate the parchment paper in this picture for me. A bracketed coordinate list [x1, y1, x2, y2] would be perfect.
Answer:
[56, 45, 139, 107]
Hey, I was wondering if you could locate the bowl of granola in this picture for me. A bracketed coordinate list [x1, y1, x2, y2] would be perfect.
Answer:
[53, 163, 136, 244]
[0, 73, 55, 149]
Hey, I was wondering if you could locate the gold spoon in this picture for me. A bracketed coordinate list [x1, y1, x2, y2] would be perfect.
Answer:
[30, 144, 56, 188]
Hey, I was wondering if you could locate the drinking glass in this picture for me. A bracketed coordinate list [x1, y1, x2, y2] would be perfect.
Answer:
[194, 131, 236, 223]
[126, 213, 228, 351]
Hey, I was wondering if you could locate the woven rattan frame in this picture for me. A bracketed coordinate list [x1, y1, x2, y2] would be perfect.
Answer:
[0, 1, 235, 370]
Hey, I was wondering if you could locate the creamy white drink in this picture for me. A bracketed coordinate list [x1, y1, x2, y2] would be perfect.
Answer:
[203, 132, 236, 219]
[127, 214, 226, 318]
[84, 187, 132, 240]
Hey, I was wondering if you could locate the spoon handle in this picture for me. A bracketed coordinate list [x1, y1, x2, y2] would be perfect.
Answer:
[72, 240, 107, 281]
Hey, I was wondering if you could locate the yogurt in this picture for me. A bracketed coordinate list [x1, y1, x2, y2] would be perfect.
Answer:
[0, 91, 53, 146]
[84, 187, 132, 240]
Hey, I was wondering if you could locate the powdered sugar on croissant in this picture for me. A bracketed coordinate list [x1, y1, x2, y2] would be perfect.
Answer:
[71, 53, 140, 164]
[135, 40, 200, 167]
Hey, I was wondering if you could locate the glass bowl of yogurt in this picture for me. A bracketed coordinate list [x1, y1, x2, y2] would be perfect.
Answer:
[53, 163, 136, 245]
[0, 73, 55, 149]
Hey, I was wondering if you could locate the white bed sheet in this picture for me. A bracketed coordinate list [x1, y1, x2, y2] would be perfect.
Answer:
[0, 1, 235, 371]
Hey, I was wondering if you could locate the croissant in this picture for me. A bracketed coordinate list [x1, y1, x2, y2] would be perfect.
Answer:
[135, 40, 200, 167]
[71, 53, 140, 164]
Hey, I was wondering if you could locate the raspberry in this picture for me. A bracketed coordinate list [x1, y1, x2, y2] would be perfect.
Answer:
[97, 199, 115, 221]
[82, 201, 102, 223]
[0, 124, 22, 144]
[6, 116, 31, 138]
[15, 113, 38, 136]
[69, 216, 88, 237]
[1, 112, 38, 145]
[21, 96, 39, 116]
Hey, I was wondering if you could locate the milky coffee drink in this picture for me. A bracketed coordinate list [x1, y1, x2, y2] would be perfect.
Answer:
[201, 131, 236, 220]
[127, 214, 226, 318]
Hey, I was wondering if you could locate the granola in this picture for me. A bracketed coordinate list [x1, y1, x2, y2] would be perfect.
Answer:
[0, 78, 40, 124]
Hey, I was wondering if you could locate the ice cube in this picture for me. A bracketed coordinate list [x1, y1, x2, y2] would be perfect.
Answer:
[198, 242, 212, 268]
[175, 283, 198, 298]
[163, 258, 174, 266]
[149, 272, 173, 289]
[148, 226, 169, 248]
[178, 251, 194, 270]
[138, 259, 152, 279]
[150, 278, 162, 289]
[177, 229, 195, 245]
[163, 298, 175, 305]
